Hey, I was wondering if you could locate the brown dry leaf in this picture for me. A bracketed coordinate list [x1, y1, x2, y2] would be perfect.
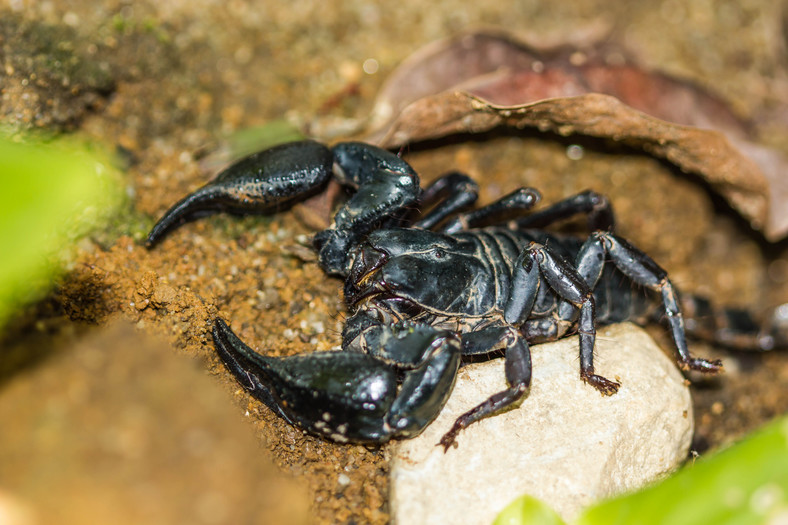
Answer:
[365, 31, 788, 240]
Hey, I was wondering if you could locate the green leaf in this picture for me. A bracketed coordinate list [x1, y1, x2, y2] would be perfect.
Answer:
[0, 134, 122, 326]
[493, 494, 567, 525]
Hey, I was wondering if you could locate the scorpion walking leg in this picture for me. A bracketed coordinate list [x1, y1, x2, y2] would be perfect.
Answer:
[413, 172, 479, 230]
[441, 187, 542, 234]
[506, 242, 621, 394]
[575, 231, 722, 372]
[513, 189, 615, 232]
[440, 325, 532, 450]
[213, 318, 462, 443]
[677, 295, 788, 351]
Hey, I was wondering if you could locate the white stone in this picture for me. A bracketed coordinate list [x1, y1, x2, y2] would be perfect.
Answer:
[390, 323, 693, 525]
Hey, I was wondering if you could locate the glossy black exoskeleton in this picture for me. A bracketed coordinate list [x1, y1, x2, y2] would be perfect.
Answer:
[147, 140, 788, 449]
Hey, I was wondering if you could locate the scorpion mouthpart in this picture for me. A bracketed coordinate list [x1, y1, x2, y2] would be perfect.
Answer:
[349, 245, 389, 287]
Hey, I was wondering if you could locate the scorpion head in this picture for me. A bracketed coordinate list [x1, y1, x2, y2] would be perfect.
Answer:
[345, 228, 492, 315]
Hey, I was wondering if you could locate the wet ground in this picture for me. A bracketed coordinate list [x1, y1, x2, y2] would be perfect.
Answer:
[2, 1, 788, 523]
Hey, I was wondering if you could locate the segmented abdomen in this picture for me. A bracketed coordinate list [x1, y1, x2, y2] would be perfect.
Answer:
[455, 228, 657, 327]
[458, 228, 776, 350]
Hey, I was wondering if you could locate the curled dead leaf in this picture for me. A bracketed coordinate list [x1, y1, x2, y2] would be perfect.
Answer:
[364, 31, 788, 240]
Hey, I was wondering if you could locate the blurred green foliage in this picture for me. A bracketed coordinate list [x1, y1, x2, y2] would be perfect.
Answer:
[0, 133, 122, 327]
[494, 494, 567, 525]
[495, 415, 788, 525]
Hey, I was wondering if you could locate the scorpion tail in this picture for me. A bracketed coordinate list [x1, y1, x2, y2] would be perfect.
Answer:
[681, 295, 788, 351]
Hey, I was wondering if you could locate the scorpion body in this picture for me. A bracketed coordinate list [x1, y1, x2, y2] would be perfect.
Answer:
[354, 228, 653, 340]
[147, 140, 787, 448]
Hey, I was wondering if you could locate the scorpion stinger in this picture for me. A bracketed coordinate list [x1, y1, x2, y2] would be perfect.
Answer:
[147, 139, 784, 448]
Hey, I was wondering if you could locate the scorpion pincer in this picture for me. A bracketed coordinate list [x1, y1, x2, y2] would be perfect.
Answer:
[146, 140, 788, 449]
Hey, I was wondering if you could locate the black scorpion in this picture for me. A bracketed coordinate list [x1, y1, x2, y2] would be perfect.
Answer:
[146, 140, 788, 449]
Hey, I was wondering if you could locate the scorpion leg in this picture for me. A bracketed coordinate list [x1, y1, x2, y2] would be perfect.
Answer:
[681, 295, 788, 351]
[574, 231, 722, 373]
[412, 172, 479, 230]
[146, 140, 334, 246]
[439, 325, 532, 450]
[213, 318, 461, 443]
[506, 243, 621, 394]
[513, 190, 615, 232]
[441, 187, 541, 234]
[439, 188, 612, 234]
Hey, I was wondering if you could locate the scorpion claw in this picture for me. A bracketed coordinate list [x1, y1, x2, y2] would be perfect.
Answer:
[146, 141, 334, 247]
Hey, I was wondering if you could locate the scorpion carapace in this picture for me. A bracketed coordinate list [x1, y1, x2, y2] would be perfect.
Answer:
[147, 140, 788, 448]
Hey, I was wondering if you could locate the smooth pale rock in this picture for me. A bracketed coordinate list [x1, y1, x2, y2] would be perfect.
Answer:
[390, 323, 693, 525]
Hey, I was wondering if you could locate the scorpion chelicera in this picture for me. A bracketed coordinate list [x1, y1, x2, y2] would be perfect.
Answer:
[146, 140, 788, 449]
